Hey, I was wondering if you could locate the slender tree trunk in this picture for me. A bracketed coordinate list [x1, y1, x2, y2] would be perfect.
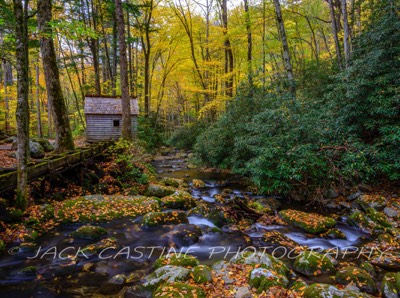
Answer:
[262, 0, 266, 91]
[14, 0, 30, 209]
[328, 0, 343, 69]
[341, 0, 351, 67]
[35, 58, 42, 138]
[38, 0, 74, 151]
[112, 13, 118, 96]
[115, 0, 132, 139]
[244, 0, 253, 87]
[273, 0, 295, 95]
[127, 9, 134, 95]
[221, 0, 234, 98]
[2, 61, 10, 134]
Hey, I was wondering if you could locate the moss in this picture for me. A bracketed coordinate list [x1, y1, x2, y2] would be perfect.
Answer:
[290, 279, 308, 295]
[207, 208, 235, 227]
[192, 179, 206, 189]
[382, 272, 400, 298]
[161, 177, 185, 188]
[144, 183, 176, 198]
[335, 266, 377, 294]
[20, 266, 37, 275]
[249, 201, 272, 214]
[304, 283, 372, 298]
[347, 210, 382, 233]
[366, 208, 392, 227]
[293, 251, 335, 276]
[0, 240, 5, 253]
[72, 225, 107, 240]
[56, 195, 160, 223]
[322, 228, 346, 239]
[154, 253, 200, 269]
[191, 265, 212, 283]
[160, 191, 197, 210]
[142, 211, 188, 227]
[279, 209, 336, 234]
[153, 282, 206, 298]
[248, 267, 289, 293]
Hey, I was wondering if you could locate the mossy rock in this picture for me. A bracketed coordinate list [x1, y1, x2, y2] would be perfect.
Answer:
[366, 208, 392, 227]
[19, 266, 38, 275]
[279, 209, 336, 234]
[192, 179, 206, 189]
[171, 224, 202, 247]
[304, 283, 373, 298]
[154, 253, 199, 269]
[72, 225, 107, 240]
[142, 211, 188, 227]
[142, 265, 190, 291]
[290, 278, 308, 295]
[230, 251, 289, 276]
[161, 177, 185, 188]
[347, 211, 383, 234]
[56, 195, 160, 223]
[322, 228, 347, 239]
[382, 272, 400, 298]
[335, 266, 378, 294]
[0, 240, 5, 254]
[359, 262, 376, 277]
[257, 197, 282, 210]
[144, 183, 176, 198]
[153, 282, 206, 298]
[191, 265, 212, 283]
[248, 267, 289, 293]
[207, 207, 235, 227]
[24, 229, 40, 241]
[160, 191, 197, 210]
[259, 230, 299, 250]
[293, 251, 335, 276]
[248, 201, 272, 214]
[32, 138, 54, 152]
[5, 207, 24, 222]
[356, 195, 387, 211]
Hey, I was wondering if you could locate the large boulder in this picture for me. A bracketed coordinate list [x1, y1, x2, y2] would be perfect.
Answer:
[153, 282, 206, 298]
[142, 265, 190, 290]
[279, 209, 336, 234]
[141, 211, 188, 227]
[335, 266, 378, 295]
[169, 224, 202, 247]
[293, 251, 336, 276]
[29, 140, 45, 158]
[347, 210, 384, 234]
[304, 283, 372, 298]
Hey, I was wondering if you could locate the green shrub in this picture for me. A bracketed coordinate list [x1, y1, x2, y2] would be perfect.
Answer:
[167, 122, 207, 150]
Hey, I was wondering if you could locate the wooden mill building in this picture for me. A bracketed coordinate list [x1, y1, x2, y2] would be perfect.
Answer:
[84, 96, 139, 142]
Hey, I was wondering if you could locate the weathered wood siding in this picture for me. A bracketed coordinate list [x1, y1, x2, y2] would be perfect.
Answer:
[86, 114, 137, 142]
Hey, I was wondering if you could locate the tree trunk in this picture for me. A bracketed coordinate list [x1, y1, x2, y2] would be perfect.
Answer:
[341, 0, 351, 67]
[273, 0, 295, 96]
[2, 61, 10, 134]
[244, 0, 253, 87]
[38, 0, 74, 151]
[14, 0, 30, 209]
[35, 58, 42, 138]
[115, 0, 132, 139]
[221, 0, 234, 98]
[328, 0, 343, 69]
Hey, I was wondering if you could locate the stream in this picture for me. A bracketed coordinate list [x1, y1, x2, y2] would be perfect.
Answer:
[0, 150, 370, 297]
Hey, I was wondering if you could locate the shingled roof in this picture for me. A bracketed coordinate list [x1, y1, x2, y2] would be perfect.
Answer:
[84, 96, 139, 115]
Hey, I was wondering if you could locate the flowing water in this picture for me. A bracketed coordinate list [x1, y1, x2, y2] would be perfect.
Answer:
[0, 151, 369, 297]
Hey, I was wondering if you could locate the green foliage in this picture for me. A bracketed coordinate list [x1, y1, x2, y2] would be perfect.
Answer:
[167, 122, 207, 150]
[194, 6, 400, 198]
[137, 115, 165, 151]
